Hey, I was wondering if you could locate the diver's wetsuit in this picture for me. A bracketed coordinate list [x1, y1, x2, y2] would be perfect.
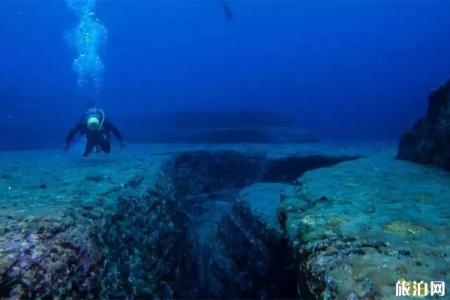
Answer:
[65, 119, 124, 156]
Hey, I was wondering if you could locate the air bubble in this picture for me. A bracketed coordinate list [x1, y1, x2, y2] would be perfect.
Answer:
[65, 0, 107, 94]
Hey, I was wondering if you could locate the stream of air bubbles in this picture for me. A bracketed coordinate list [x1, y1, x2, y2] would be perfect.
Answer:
[65, 0, 107, 94]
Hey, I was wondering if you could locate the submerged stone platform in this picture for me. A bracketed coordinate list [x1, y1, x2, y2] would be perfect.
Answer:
[0, 142, 447, 299]
[281, 151, 450, 299]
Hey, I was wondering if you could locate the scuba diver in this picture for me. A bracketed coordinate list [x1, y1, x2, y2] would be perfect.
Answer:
[223, 0, 233, 20]
[64, 108, 125, 156]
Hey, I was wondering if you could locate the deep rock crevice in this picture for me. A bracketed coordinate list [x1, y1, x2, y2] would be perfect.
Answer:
[164, 151, 356, 298]
[91, 150, 358, 299]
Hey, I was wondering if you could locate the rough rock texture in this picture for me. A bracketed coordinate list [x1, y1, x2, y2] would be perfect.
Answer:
[0, 146, 170, 299]
[204, 183, 299, 299]
[0, 143, 392, 299]
[167, 151, 346, 298]
[96, 175, 193, 299]
[0, 212, 101, 299]
[281, 151, 450, 299]
[398, 80, 450, 169]
[167, 152, 282, 298]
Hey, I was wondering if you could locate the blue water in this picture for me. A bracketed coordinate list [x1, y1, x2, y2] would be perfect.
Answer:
[1, 1, 450, 149]
[1, 2, 450, 299]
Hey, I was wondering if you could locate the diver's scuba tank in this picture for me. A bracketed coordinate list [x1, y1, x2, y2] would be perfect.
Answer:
[85, 108, 105, 131]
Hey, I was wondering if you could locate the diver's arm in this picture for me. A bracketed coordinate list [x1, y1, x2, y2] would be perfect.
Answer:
[64, 123, 82, 150]
[108, 122, 125, 145]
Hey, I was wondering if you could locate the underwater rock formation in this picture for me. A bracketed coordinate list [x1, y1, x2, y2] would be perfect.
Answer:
[204, 183, 300, 299]
[165, 151, 356, 298]
[175, 110, 294, 129]
[0, 212, 101, 299]
[170, 151, 264, 197]
[281, 151, 450, 299]
[96, 175, 193, 299]
[398, 80, 450, 169]
[182, 127, 318, 144]
[0, 143, 391, 299]
[173, 110, 315, 143]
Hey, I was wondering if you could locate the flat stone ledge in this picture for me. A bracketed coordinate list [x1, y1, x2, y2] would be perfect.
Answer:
[282, 151, 450, 299]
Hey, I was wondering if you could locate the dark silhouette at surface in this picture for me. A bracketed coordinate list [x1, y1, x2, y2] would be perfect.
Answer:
[64, 108, 125, 156]
[222, 0, 233, 20]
